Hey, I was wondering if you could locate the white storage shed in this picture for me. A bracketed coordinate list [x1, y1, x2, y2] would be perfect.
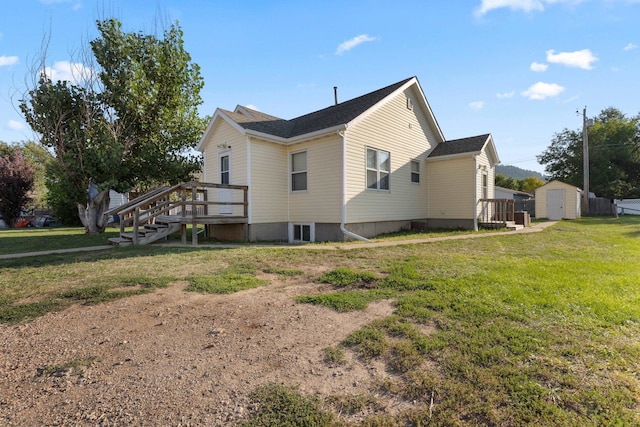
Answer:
[535, 180, 582, 220]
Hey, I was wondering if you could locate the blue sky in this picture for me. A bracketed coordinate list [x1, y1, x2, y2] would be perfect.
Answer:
[1, 0, 638, 173]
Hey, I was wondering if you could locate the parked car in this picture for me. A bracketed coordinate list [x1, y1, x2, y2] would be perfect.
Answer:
[29, 215, 59, 228]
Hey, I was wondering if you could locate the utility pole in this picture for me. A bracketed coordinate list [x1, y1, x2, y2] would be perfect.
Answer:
[582, 106, 590, 215]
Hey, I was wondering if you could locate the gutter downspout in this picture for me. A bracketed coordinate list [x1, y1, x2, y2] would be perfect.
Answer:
[473, 157, 479, 231]
[339, 126, 370, 242]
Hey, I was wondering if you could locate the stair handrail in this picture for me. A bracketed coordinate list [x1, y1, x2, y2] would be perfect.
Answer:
[112, 183, 183, 217]
[105, 185, 172, 217]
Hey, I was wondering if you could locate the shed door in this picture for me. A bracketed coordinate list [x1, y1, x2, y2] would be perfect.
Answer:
[218, 152, 232, 215]
[547, 189, 564, 220]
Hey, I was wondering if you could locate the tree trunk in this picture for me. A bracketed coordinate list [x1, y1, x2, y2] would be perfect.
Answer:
[78, 190, 110, 234]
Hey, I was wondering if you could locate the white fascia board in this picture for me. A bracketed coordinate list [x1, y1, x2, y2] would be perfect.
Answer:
[195, 109, 247, 151]
[482, 136, 500, 165]
[424, 151, 481, 162]
[347, 77, 418, 130]
[245, 123, 347, 146]
[412, 76, 446, 143]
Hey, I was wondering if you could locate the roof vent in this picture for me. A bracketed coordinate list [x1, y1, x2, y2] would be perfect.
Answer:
[334, 86, 338, 105]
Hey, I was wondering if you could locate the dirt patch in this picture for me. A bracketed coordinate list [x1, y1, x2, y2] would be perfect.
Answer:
[0, 275, 396, 426]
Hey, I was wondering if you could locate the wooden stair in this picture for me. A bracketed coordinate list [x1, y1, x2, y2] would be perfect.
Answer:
[105, 182, 249, 246]
[108, 216, 181, 246]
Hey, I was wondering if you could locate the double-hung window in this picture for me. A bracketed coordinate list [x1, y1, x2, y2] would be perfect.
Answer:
[482, 172, 488, 199]
[291, 151, 307, 191]
[410, 160, 420, 183]
[366, 147, 390, 190]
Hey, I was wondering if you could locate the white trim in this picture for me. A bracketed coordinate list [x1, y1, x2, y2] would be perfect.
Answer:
[288, 222, 315, 243]
[473, 157, 478, 231]
[246, 136, 252, 224]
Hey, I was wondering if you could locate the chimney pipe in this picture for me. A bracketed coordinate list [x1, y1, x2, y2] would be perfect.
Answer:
[334, 86, 338, 105]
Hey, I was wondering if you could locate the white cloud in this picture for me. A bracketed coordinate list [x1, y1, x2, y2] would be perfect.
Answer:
[0, 55, 19, 67]
[530, 61, 548, 72]
[469, 101, 485, 110]
[624, 43, 638, 51]
[336, 34, 378, 55]
[521, 82, 565, 100]
[43, 61, 93, 84]
[546, 49, 598, 70]
[475, 0, 585, 16]
[7, 120, 24, 131]
[475, 0, 543, 16]
[497, 91, 515, 99]
[40, 0, 83, 10]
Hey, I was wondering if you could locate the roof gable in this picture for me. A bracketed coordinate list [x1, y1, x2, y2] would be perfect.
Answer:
[426, 134, 500, 164]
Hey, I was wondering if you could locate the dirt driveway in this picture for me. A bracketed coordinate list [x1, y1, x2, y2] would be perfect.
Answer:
[1, 270, 398, 426]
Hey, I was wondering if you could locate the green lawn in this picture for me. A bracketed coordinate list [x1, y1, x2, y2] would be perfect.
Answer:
[0, 226, 120, 255]
[1, 216, 640, 425]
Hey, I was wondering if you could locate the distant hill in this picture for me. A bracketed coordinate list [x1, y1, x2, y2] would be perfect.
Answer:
[496, 165, 545, 181]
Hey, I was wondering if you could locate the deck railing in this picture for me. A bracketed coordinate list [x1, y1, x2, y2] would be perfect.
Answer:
[478, 198, 515, 224]
[105, 181, 248, 245]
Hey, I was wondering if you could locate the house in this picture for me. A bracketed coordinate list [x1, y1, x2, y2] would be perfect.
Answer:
[495, 186, 533, 201]
[196, 76, 500, 242]
[535, 180, 582, 220]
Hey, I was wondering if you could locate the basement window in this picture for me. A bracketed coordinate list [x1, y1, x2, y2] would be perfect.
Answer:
[290, 223, 314, 243]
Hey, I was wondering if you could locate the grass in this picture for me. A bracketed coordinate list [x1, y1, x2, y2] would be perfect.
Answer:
[2, 217, 640, 425]
[0, 226, 120, 255]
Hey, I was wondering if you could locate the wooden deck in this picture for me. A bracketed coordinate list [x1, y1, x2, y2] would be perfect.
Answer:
[105, 182, 249, 246]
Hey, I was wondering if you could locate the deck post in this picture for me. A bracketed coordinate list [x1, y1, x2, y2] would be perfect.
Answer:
[133, 208, 140, 245]
[192, 185, 198, 245]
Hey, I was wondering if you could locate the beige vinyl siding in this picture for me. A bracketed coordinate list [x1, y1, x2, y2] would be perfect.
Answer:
[201, 120, 247, 185]
[427, 157, 474, 219]
[344, 87, 435, 223]
[249, 139, 288, 223]
[288, 135, 342, 223]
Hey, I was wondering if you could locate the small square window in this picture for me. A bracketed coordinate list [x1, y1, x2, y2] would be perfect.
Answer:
[292, 223, 313, 242]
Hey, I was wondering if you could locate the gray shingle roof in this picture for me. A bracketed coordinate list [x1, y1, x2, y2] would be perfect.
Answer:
[428, 134, 491, 158]
[227, 77, 415, 139]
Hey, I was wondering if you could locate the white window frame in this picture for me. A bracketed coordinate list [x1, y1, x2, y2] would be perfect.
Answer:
[366, 147, 391, 191]
[290, 150, 308, 192]
[289, 222, 315, 243]
[410, 159, 421, 184]
[482, 172, 488, 199]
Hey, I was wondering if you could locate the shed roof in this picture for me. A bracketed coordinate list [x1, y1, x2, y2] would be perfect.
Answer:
[428, 134, 491, 158]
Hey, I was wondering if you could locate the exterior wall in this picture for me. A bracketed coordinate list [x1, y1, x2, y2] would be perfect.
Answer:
[426, 157, 474, 221]
[535, 180, 581, 219]
[249, 139, 288, 223]
[344, 86, 434, 223]
[287, 135, 342, 223]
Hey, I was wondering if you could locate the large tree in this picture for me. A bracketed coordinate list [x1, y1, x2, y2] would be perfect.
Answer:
[0, 141, 52, 213]
[0, 148, 35, 227]
[538, 107, 640, 199]
[20, 18, 205, 233]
